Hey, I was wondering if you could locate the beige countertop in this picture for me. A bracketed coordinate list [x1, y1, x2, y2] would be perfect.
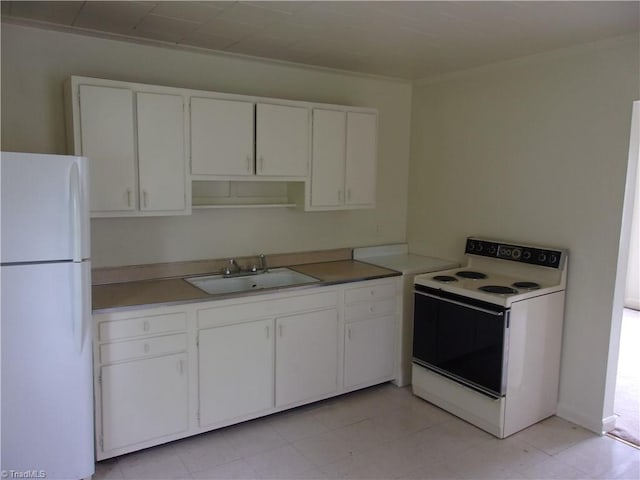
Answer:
[92, 260, 400, 312]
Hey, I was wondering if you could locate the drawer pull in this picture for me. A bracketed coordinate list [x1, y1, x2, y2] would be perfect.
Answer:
[177, 359, 184, 375]
[370, 290, 375, 296]
[370, 306, 375, 313]
[143, 321, 151, 332]
[347, 327, 352, 341]
[144, 343, 150, 354]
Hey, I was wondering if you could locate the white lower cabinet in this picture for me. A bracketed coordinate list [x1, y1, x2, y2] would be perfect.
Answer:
[343, 279, 398, 389]
[275, 309, 339, 407]
[100, 353, 188, 453]
[198, 319, 275, 427]
[344, 315, 396, 388]
[94, 308, 190, 459]
[94, 279, 400, 459]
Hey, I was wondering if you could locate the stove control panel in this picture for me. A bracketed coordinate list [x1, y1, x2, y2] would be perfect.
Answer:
[465, 238, 564, 269]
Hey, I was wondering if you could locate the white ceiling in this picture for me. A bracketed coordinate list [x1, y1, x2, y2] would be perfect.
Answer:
[2, 1, 639, 80]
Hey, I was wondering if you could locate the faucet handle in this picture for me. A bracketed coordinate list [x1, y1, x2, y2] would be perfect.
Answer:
[258, 254, 268, 272]
[223, 258, 239, 276]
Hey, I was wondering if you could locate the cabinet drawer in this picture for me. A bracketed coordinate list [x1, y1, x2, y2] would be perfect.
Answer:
[99, 312, 187, 341]
[100, 333, 187, 363]
[344, 282, 396, 304]
[345, 298, 396, 321]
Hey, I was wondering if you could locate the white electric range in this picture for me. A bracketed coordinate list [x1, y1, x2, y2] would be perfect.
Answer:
[412, 237, 568, 438]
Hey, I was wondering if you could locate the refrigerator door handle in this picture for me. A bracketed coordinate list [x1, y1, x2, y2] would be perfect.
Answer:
[70, 162, 82, 263]
[72, 263, 84, 353]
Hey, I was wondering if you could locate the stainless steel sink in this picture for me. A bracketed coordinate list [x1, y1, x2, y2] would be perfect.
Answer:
[185, 268, 320, 295]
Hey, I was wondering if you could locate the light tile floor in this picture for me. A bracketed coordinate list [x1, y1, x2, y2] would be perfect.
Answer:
[94, 384, 640, 480]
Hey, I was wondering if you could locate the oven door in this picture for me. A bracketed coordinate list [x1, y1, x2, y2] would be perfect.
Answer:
[413, 285, 510, 398]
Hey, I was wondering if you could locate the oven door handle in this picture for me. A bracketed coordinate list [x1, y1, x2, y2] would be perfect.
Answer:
[415, 290, 505, 316]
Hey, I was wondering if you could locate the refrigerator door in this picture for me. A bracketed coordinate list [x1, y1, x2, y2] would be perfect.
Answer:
[1, 152, 90, 264]
[1, 261, 94, 478]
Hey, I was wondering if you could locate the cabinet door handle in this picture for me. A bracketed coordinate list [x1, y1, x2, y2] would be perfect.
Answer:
[177, 359, 184, 375]
[265, 325, 270, 339]
[142, 190, 148, 208]
[347, 327, 352, 341]
[259, 156, 264, 173]
[278, 324, 283, 338]
[126, 188, 132, 207]
[246, 154, 252, 173]
[347, 189, 352, 202]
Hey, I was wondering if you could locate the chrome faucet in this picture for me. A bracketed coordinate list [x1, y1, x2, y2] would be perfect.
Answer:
[259, 254, 268, 273]
[223, 258, 241, 276]
[222, 256, 267, 277]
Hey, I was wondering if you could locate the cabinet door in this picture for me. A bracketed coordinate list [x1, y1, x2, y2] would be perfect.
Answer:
[100, 353, 188, 452]
[198, 319, 274, 427]
[344, 315, 395, 388]
[137, 92, 186, 212]
[256, 103, 309, 177]
[191, 97, 254, 176]
[79, 84, 136, 212]
[310, 109, 346, 208]
[345, 112, 377, 207]
[276, 309, 339, 407]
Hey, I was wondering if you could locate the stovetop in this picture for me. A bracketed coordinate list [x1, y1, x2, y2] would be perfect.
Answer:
[414, 237, 568, 307]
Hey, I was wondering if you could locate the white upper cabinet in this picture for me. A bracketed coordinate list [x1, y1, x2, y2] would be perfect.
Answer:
[190, 97, 254, 177]
[191, 100, 309, 180]
[256, 103, 309, 178]
[137, 92, 187, 212]
[78, 84, 136, 213]
[68, 76, 377, 211]
[68, 78, 190, 217]
[310, 109, 346, 208]
[345, 112, 377, 207]
[308, 109, 377, 211]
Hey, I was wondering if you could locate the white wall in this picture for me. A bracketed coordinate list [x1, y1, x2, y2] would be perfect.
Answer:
[0, 23, 412, 267]
[625, 111, 640, 310]
[408, 35, 640, 433]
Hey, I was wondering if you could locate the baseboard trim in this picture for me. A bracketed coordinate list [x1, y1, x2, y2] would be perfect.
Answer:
[557, 404, 617, 435]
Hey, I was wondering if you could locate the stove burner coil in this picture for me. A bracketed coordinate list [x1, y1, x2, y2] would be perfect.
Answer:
[479, 285, 518, 295]
[512, 281, 540, 290]
[456, 271, 487, 279]
[433, 275, 458, 282]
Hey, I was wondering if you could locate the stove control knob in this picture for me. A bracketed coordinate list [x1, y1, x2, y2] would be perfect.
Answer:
[476, 243, 483, 252]
[538, 253, 547, 263]
[522, 250, 532, 261]
[512, 248, 522, 260]
[549, 254, 558, 265]
[488, 245, 497, 255]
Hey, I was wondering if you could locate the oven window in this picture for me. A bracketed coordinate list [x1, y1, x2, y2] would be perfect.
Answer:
[413, 291, 507, 396]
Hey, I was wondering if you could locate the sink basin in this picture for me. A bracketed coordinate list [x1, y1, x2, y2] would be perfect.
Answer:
[185, 268, 320, 295]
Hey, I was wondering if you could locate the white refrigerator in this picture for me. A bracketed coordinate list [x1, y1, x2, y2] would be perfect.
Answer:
[1, 152, 94, 479]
